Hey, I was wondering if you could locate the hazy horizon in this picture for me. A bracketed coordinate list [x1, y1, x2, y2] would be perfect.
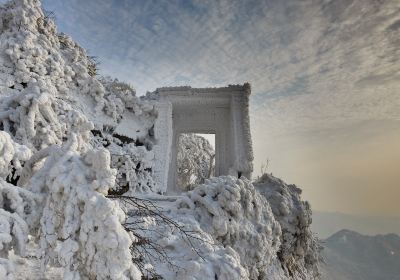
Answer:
[312, 210, 400, 238]
[39, 0, 400, 219]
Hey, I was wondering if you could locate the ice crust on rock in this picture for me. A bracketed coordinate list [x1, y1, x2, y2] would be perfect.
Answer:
[135, 176, 319, 279]
[0, 0, 320, 279]
[254, 174, 320, 279]
[173, 176, 282, 279]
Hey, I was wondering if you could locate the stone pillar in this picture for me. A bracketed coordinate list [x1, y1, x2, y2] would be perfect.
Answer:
[230, 84, 253, 179]
[152, 101, 173, 193]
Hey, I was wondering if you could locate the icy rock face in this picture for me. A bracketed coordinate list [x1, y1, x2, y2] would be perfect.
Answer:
[175, 176, 281, 279]
[139, 176, 320, 280]
[145, 176, 281, 279]
[254, 174, 320, 279]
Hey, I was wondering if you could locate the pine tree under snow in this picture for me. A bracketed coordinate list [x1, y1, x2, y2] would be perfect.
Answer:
[0, 0, 320, 279]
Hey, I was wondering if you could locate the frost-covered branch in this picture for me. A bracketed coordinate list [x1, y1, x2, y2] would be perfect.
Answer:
[108, 195, 207, 278]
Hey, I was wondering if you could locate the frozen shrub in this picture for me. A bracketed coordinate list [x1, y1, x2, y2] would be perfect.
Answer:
[0, 258, 14, 280]
[33, 138, 140, 279]
[0, 131, 40, 279]
[176, 133, 215, 190]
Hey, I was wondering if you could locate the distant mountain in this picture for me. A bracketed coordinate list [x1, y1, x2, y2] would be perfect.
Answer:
[312, 211, 400, 239]
[320, 229, 400, 280]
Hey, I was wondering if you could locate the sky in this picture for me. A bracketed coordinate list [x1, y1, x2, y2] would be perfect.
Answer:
[39, 0, 400, 217]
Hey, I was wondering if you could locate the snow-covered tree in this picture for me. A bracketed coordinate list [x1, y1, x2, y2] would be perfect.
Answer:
[176, 133, 215, 190]
[35, 138, 139, 279]
[0, 131, 38, 279]
[0, 129, 141, 279]
[0, 0, 143, 278]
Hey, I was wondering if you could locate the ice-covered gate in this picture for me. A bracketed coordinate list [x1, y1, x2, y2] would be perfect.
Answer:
[152, 84, 253, 193]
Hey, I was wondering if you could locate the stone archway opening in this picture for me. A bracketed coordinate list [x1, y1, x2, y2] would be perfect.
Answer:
[151, 84, 254, 194]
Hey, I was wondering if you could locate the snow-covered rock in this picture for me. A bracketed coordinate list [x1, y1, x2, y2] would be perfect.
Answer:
[254, 174, 320, 279]
[173, 176, 281, 279]
[133, 175, 319, 279]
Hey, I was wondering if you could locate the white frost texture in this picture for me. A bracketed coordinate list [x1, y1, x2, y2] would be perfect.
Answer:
[0, 0, 320, 279]
[176, 133, 215, 190]
[132, 176, 319, 279]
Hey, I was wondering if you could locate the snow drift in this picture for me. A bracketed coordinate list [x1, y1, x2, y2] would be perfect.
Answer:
[0, 0, 320, 279]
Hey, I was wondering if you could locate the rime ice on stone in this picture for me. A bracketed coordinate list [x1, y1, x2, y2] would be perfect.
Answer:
[150, 84, 254, 193]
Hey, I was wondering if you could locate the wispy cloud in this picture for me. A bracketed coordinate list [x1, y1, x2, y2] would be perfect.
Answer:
[42, 0, 400, 136]
[12, 0, 400, 216]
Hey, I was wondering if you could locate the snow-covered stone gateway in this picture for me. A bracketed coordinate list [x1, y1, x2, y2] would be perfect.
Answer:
[151, 84, 253, 193]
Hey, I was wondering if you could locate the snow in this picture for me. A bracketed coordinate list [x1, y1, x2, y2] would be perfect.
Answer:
[172, 176, 281, 279]
[176, 133, 215, 190]
[130, 175, 319, 279]
[150, 85, 253, 193]
[0, 0, 320, 279]
[0, 131, 23, 178]
[35, 143, 139, 279]
[254, 174, 320, 278]
[0, 130, 140, 279]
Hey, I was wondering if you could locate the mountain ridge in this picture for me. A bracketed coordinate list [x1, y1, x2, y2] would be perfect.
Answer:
[312, 211, 400, 238]
[321, 229, 400, 280]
